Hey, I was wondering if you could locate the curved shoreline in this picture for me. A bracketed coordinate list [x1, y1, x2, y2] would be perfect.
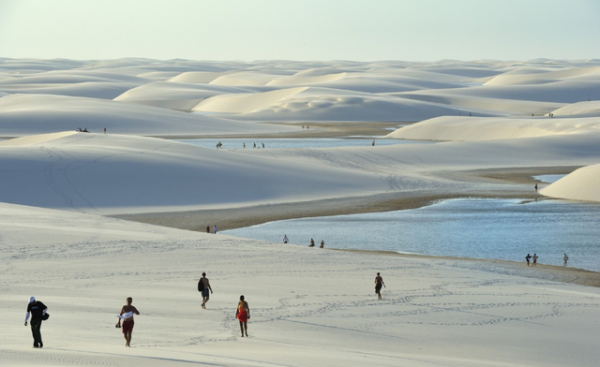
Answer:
[332, 248, 600, 288]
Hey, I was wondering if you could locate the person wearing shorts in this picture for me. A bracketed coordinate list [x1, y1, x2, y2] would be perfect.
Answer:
[116, 297, 140, 347]
[200, 272, 213, 309]
[375, 272, 386, 300]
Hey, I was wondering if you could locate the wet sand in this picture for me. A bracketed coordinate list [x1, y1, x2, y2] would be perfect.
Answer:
[113, 189, 544, 232]
[152, 121, 408, 139]
[334, 248, 600, 288]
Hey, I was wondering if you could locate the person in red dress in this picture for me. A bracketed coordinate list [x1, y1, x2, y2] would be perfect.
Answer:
[235, 295, 250, 337]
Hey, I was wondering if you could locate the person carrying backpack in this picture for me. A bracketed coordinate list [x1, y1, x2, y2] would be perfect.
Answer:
[198, 272, 213, 309]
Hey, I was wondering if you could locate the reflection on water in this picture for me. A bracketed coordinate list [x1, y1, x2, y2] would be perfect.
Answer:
[177, 138, 432, 149]
[223, 199, 600, 272]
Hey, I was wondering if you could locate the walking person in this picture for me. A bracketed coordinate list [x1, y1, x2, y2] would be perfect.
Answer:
[236, 295, 250, 337]
[375, 273, 386, 300]
[213, 225, 217, 234]
[198, 272, 213, 309]
[309, 238, 315, 247]
[283, 235, 288, 244]
[534, 184, 538, 192]
[115, 297, 140, 347]
[526, 253, 531, 266]
[563, 253, 569, 266]
[206, 225, 210, 233]
[533, 253, 538, 267]
[372, 139, 375, 146]
[104, 128, 106, 134]
[24, 296, 48, 348]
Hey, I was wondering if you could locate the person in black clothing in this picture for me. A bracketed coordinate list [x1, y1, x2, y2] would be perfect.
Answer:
[24, 296, 48, 348]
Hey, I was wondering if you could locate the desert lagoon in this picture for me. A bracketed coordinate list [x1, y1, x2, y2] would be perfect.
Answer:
[177, 137, 432, 149]
[224, 198, 600, 272]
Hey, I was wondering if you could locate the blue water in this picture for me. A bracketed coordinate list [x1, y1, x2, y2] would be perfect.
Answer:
[223, 199, 600, 272]
[177, 138, 432, 150]
[534, 174, 566, 184]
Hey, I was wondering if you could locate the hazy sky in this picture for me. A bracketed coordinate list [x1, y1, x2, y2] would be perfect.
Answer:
[1, 0, 599, 61]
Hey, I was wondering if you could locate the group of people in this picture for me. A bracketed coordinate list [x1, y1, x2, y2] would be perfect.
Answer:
[75, 127, 89, 132]
[309, 238, 325, 248]
[197, 273, 249, 337]
[206, 225, 217, 234]
[282, 235, 325, 248]
[525, 253, 569, 267]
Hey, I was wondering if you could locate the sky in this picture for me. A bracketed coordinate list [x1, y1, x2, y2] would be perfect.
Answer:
[0, 0, 599, 61]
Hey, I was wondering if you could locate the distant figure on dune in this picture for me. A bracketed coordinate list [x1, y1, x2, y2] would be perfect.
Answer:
[83, 128, 89, 132]
[563, 253, 569, 266]
[104, 128, 106, 134]
[262, 143, 265, 148]
[534, 184, 538, 192]
[236, 295, 250, 337]
[372, 139, 375, 146]
[375, 272, 386, 300]
[213, 225, 218, 234]
[116, 297, 140, 347]
[302, 125, 305, 129]
[533, 253, 538, 267]
[526, 253, 531, 266]
[206, 225, 210, 233]
[25, 296, 48, 348]
[469, 113, 472, 116]
[243, 143, 246, 148]
[319, 240, 325, 248]
[283, 235, 288, 244]
[309, 238, 315, 247]
[253, 143, 256, 148]
[198, 272, 213, 309]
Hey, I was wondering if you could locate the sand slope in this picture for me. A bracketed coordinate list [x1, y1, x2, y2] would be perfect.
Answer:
[1, 202, 600, 367]
[540, 163, 600, 203]
[387, 116, 600, 141]
[0, 94, 296, 137]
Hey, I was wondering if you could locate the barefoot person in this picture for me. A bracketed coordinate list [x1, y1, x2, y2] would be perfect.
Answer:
[563, 253, 569, 266]
[199, 272, 213, 309]
[24, 296, 48, 348]
[375, 272, 386, 300]
[116, 297, 140, 347]
[526, 253, 531, 266]
[236, 295, 250, 337]
[532, 253, 538, 267]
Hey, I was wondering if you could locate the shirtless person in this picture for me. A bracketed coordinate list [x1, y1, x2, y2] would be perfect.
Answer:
[375, 272, 386, 300]
[116, 297, 140, 347]
[199, 272, 213, 309]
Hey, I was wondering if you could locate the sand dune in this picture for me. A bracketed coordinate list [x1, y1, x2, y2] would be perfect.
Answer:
[540, 163, 600, 203]
[387, 116, 600, 141]
[114, 81, 250, 111]
[551, 100, 600, 117]
[3, 58, 600, 366]
[0, 94, 296, 137]
[2, 201, 600, 367]
[485, 66, 600, 86]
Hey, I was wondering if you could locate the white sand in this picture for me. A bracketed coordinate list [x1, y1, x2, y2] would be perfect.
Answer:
[2, 58, 600, 366]
[387, 116, 600, 141]
[540, 163, 600, 203]
[2, 202, 600, 367]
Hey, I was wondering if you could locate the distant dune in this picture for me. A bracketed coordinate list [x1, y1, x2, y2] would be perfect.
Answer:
[540, 163, 600, 203]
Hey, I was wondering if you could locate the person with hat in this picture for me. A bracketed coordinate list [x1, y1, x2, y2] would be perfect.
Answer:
[24, 296, 48, 348]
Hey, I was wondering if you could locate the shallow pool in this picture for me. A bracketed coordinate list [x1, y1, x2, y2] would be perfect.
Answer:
[177, 138, 433, 149]
[223, 198, 600, 272]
